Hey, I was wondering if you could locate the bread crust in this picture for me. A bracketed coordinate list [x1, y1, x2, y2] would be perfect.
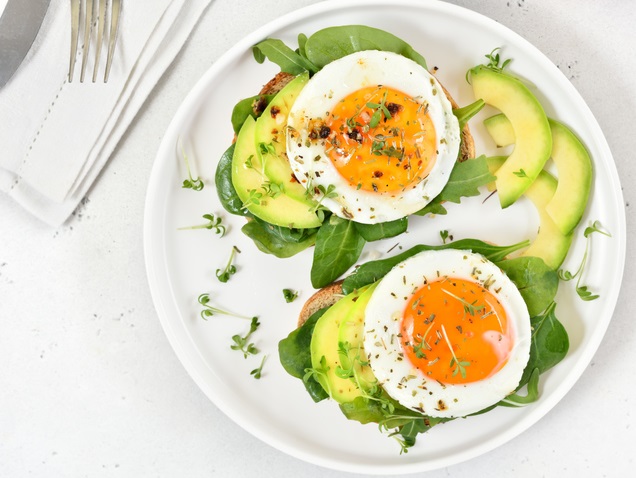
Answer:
[297, 280, 344, 327]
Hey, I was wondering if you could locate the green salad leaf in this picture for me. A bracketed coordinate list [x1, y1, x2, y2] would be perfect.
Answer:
[252, 39, 318, 75]
[416, 155, 495, 217]
[241, 217, 318, 259]
[311, 216, 366, 288]
[341, 238, 530, 294]
[231, 94, 275, 134]
[278, 308, 330, 402]
[304, 25, 428, 70]
[353, 217, 408, 242]
[215, 144, 247, 216]
[497, 257, 559, 316]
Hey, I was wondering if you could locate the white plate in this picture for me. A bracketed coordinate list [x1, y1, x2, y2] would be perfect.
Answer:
[143, 0, 626, 474]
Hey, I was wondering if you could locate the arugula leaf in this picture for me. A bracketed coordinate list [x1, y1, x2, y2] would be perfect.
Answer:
[353, 217, 408, 242]
[252, 39, 318, 74]
[497, 257, 559, 316]
[518, 302, 569, 387]
[311, 216, 366, 288]
[341, 238, 529, 294]
[415, 155, 495, 216]
[231, 94, 275, 134]
[304, 25, 427, 70]
[215, 144, 247, 216]
[498, 368, 540, 407]
[453, 99, 485, 130]
[241, 218, 317, 259]
[278, 308, 330, 402]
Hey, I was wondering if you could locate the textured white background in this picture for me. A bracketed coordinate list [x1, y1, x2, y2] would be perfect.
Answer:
[0, 0, 634, 477]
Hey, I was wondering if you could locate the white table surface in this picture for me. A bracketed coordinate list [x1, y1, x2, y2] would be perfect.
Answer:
[1, 0, 634, 476]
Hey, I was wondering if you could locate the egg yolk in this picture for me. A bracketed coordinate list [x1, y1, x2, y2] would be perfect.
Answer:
[321, 85, 437, 193]
[400, 278, 513, 385]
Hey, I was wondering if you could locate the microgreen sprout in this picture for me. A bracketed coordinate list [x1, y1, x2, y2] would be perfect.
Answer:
[179, 140, 204, 191]
[303, 355, 332, 397]
[250, 355, 267, 379]
[282, 288, 298, 303]
[197, 293, 254, 321]
[439, 230, 451, 244]
[558, 220, 611, 301]
[178, 213, 226, 236]
[513, 169, 528, 178]
[308, 184, 338, 221]
[216, 246, 240, 283]
[441, 288, 485, 317]
[440, 324, 470, 379]
[231, 316, 261, 358]
[484, 47, 512, 73]
[366, 90, 392, 128]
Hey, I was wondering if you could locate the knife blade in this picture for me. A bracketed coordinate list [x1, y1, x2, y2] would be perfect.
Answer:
[0, 0, 52, 89]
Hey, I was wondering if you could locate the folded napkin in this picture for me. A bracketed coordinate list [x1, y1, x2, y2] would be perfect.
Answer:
[0, 0, 212, 226]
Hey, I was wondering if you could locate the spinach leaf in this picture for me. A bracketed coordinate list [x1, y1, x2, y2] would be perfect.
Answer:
[304, 25, 427, 70]
[519, 302, 569, 387]
[297, 33, 309, 59]
[241, 218, 317, 258]
[353, 217, 407, 242]
[415, 155, 496, 217]
[215, 144, 246, 216]
[497, 257, 559, 316]
[231, 94, 275, 134]
[253, 39, 318, 75]
[342, 239, 529, 294]
[278, 308, 329, 402]
[311, 216, 366, 288]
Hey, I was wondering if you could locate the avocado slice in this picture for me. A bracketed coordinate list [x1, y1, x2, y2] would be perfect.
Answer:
[231, 116, 322, 229]
[310, 287, 369, 403]
[470, 66, 552, 208]
[254, 72, 311, 203]
[487, 156, 573, 269]
[484, 114, 592, 235]
[337, 283, 378, 395]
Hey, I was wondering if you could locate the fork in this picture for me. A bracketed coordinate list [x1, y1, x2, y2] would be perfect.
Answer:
[68, 0, 122, 83]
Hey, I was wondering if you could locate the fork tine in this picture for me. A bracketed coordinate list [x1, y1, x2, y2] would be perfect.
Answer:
[68, 0, 81, 81]
[104, 0, 122, 83]
[79, 0, 96, 82]
[92, 0, 108, 82]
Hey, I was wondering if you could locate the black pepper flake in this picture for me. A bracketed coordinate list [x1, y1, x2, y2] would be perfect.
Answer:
[319, 125, 331, 138]
[270, 106, 281, 118]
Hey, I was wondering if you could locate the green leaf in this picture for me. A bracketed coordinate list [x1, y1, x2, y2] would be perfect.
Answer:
[278, 308, 330, 402]
[231, 94, 275, 134]
[453, 99, 485, 130]
[415, 156, 495, 216]
[341, 238, 529, 294]
[241, 218, 317, 259]
[353, 217, 408, 242]
[311, 216, 366, 288]
[304, 25, 427, 70]
[498, 368, 540, 407]
[252, 39, 318, 74]
[497, 257, 559, 316]
[518, 302, 569, 387]
[215, 144, 247, 216]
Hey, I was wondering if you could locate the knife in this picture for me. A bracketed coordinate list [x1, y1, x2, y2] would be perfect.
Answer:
[0, 0, 52, 89]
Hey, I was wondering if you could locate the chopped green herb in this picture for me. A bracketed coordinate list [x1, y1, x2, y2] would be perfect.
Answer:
[283, 288, 298, 303]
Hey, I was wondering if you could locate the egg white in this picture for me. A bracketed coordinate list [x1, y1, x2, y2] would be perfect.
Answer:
[363, 249, 531, 418]
[286, 50, 460, 224]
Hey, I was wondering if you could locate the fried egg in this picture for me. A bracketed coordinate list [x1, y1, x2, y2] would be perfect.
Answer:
[286, 50, 460, 224]
[363, 249, 531, 418]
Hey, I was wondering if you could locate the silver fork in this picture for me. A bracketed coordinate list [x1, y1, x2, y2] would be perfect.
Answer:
[68, 0, 122, 83]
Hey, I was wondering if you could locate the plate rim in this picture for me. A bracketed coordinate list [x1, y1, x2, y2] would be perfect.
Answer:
[143, 0, 627, 474]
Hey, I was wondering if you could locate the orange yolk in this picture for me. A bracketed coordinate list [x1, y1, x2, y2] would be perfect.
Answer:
[323, 85, 437, 193]
[400, 278, 513, 385]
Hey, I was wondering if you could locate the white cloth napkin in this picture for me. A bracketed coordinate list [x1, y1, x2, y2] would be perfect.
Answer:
[0, 0, 212, 226]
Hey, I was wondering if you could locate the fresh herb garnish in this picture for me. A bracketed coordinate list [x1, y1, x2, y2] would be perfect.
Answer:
[366, 90, 392, 128]
[558, 220, 611, 301]
[216, 246, 240, 283]
[178, 213, 226, 236]
[439, 230, 451, 244]
[513, 168, 528, 178]
[303, 356, 332, 397]
[308, 184, 338, 222]
[484, 47, 512, 73]
[197, 293, 253, 320]
[250, 355, 267, 379]
[231, 316, 261, 358]
[180, 141, 204, 191]
[441, 288, 484, 317]
[282, 288, 298, 303]
[440, 324, 470, 379]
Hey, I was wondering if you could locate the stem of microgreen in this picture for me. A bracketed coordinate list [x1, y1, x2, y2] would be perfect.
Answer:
[178, 213, 226, 236]
[216, 246, 240, 283]
[197, 293, 254, 321]
[179, 140, 204, 191]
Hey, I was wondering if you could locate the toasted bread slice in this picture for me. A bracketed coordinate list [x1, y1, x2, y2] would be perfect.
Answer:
[297, 280, 344, 327]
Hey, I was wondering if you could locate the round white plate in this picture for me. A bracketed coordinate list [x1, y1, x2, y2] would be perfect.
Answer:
[144, 0, 626, 474]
